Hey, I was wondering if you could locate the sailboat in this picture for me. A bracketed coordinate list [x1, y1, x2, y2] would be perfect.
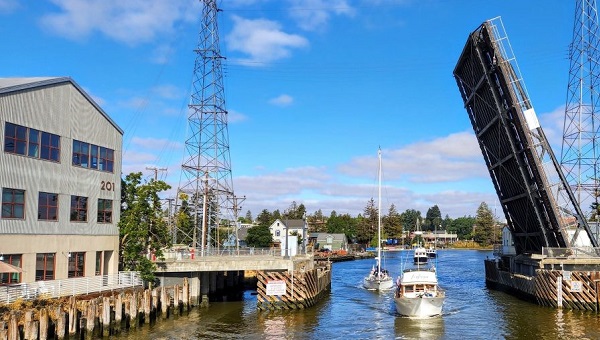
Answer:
[363, 149, 394, 291]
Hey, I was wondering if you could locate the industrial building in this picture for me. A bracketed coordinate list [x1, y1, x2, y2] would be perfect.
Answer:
[0, 77, 122, 284]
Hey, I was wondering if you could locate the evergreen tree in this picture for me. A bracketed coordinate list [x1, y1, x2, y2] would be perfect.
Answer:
[448, 216, 475, 240]
[174, 193, 194, 245]
[119, 172, 171, 283]
[357, 198, 378, 244]
[383, 203, 402, 239]
[425, 205, 442, 232]
[244, 210, 253, 223]
[473, 202, 495, 246]
[256, 209, 272, 226]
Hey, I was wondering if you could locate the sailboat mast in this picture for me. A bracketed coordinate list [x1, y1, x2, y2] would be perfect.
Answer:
[377, 149, 382, 276]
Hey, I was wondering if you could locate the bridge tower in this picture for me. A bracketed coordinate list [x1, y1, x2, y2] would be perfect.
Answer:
[178, 0, 239, 256]
[561, 0, 600, 219]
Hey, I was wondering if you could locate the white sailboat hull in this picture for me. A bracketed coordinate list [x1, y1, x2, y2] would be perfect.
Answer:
[363, 276, 394, 290]
[394, 295, 444, 318]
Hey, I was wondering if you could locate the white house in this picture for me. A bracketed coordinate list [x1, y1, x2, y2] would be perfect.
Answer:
[269, 219, 307, 255]
[0, 77, 122, 284]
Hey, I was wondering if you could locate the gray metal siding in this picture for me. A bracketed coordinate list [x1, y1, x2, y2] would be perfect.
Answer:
[0, 82, 121, 236]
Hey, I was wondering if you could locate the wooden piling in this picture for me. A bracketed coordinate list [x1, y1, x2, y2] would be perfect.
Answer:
[161, 286, 168, 318]
[144, 289, 151, 323]
[68, 296, 77, 336]
[102, 296, 111, 337]
[7, 312, 17, 340]
[130, 291, 138, 329]
[114, 293, 123, 334]
[85, 300, 96, 340]
[39, 308, 48, 340]
[183, 278, 190, 312]
[55, 306, 66, 340]
[174, 284, 180, 315]
[151, 288, 158, 321]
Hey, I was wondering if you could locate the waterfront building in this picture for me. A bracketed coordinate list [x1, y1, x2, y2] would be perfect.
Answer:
[309, 233, 348, 252]
[0, 77, 122, 284]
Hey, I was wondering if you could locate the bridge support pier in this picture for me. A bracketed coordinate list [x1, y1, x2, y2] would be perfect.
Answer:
[200, 272, 210, 308]
[189, 272, 201, 306]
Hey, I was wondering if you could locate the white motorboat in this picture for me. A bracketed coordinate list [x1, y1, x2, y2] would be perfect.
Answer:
[363, 149, 394, 291]
[413, 246, 428, 264]
[426, 247, 437, 258]
[394, 266, 445, 318]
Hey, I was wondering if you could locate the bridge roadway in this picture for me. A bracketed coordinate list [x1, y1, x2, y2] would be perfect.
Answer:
[154, 249, 315, 273]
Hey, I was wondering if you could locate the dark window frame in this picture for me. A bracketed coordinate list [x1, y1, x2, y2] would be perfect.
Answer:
[35, 253, 55, 281]
[68, 252, 85, 278]
[0, 254, 22, 284]
[4, 122, 60, 162]
[1, 188, 25, 219]
[38, 192, 58, 221]
[97, 199, 112, 223]
[70, 196, 88, 222]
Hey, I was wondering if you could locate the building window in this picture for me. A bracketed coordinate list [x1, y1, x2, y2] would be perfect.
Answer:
[68, 252, 85, 278]
[1, 188, 25, 219]
[41, 132, 60, 162]
[0, 254, 22, 284]
[95, 251, 103, 276]
[97, 199, 112, 223]
[4, 122, 26, 155]
[72, 140, 89, 167]
[99, 147, 114, 173]
[35, 253, 55, 281]
[73, 140, 114, 173]
[4, 122, 60, 162]
[38, 192, 58, 221]
[70, 196, 88, 222]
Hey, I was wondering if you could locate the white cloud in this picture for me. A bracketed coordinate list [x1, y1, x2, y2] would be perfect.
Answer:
[228, 109, 248, 123]
[151, 84, 185, 100]
[40, 0, 197, 45]
[269, 94, 294, 106]
[338, 131, 486, 183]
[0, 0, 18, 13]
[226, 15, 309, 65]
[287, 0, 355, 31]
[151, 44, 176, 64]
[131, 136, 183, 151]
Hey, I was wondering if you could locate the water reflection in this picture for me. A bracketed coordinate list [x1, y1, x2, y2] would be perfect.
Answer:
[394, 315, 445, 340]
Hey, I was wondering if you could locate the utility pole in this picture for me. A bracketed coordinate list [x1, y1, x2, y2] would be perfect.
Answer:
[146, 167, 167, 181]
[233, 195, 246, 255]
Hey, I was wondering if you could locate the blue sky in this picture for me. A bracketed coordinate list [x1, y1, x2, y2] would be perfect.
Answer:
[1, 0, 576, 219]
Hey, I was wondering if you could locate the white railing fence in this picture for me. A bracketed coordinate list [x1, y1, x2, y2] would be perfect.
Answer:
[0, 271, 142, 304]
[542, 247, 600, 258]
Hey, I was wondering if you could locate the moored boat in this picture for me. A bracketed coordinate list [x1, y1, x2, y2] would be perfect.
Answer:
[413, 247, 428, 264]
[426, 247, 437, 258]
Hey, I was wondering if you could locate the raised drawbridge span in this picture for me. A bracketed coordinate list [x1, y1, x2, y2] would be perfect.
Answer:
[453, 17, 598, 255]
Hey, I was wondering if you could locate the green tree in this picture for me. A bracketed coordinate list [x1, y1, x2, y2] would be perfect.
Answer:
[244, 210, 253, 223]
[119, 172, 171, 283]
[402, 209, 422, 232]
[473, 202, 495, 246]
[256, 209, 272, 226]
[326, 213, 357, 240]
[357, 198, 378, 244]
[425, 205, 442, 232]
[383, 203, 402, 239]
[448, 216, 475, 240]
[246, 225, 273, 247]
[174, 193, 194, 245]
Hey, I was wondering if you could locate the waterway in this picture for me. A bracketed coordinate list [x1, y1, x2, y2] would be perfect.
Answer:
[116, 250, 600, 339]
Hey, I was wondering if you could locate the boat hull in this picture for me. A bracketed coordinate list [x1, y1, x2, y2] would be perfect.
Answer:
[394, 295, 444, 318]
[363, 277, 394, 290]
[413, 256, 428, 264]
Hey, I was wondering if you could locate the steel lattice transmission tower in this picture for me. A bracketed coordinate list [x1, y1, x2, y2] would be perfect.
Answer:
[178, 0, 239, 256]
[561, 0, 600, 218]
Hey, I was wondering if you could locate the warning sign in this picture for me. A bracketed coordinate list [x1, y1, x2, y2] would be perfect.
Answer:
[266, 280, 286, 296]
[571, 281, 582, 293]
